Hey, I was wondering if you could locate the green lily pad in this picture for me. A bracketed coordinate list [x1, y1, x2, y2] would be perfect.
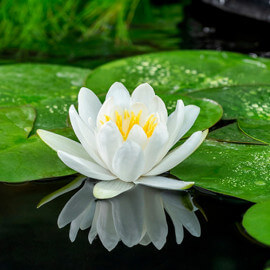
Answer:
[0, 64, 91, 132]
[171, 140, 270, 203]
[238, 118, 270, 145]
[242, 201, 270, 246]
[189, 85, 270, 120]
[85, 50, 270, 94]
[208, 123, 266, 145]
[0, 106, 75, 182]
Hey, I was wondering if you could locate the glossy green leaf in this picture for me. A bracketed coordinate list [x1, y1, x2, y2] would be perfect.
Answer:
[86, 50, 270, 94]
[0, 106, 76, 183]
[189, 85, 270, 120]
[0, 64, 91, 132]
[171, 140, 270, 203]
[208, 123, 266, 145]
[243, 201, 270, 246]
[238, 118, 270, 145]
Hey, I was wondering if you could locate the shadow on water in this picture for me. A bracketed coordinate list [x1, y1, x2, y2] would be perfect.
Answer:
[0, 177, 269, 270]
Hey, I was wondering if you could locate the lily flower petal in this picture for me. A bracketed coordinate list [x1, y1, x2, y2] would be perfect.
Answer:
[146, 130, 208, 176]
[58, 181, 94, 228]
[127, 124, 148, 148]
[37, 129, 90, 160]
[143, 123, 169, 173]
[112, 140, 144, 182]
[93, 179, 134, 199]
[106, 82, 130, 107]
[131, 83, 155, 105]
[57, 150, 116, 180]
[96, 121, 123, 170]
[78, 87, 102, 124]
[135, 176, 194, 190]
[173, 105, 200, 144]
[69, 105, 105, 167]
[129, 102, 149, 124]
[150, 95, 168, 123]
[165, 99, 185, 150]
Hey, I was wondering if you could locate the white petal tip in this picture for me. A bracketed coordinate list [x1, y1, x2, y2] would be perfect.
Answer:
[36, 129, 47, 139]
[180, 182, 195, 190]
[111, 81, 125, 87]
[202, 129, 209, 137]
[136, 176, 194, 191]
[69, 104, 76, 113]
[79, 86, 90, 92]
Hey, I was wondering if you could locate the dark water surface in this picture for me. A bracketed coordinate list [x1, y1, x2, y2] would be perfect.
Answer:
[0, 178, 269, 270]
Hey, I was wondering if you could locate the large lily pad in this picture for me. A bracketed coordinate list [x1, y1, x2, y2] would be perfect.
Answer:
[189, 85, 270, 120]
[208, 122, 266, 145]
[85, 50, 270, 94]
[238, 118, 270, 145]
[171, 140, 270, 203]
[0, 106, 75, 182]
[0, 64, 91, 131]
[242, 201, 270, 246]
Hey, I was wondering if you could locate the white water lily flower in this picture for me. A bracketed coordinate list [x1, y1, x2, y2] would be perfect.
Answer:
[38, 177, 201, 251]
[38, 82, 208, 199]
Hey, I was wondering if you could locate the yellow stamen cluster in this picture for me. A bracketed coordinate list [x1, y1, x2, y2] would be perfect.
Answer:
[100, 109, 158, 140]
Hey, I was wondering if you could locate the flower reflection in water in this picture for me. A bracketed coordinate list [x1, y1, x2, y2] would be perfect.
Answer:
[39, 177, 201, 251]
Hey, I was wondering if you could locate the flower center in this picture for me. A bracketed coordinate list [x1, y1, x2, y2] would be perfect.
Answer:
[100, 109, 158, 140]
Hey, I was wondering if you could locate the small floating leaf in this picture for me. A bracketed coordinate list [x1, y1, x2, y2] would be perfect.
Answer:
[243, 201, 270, 246]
